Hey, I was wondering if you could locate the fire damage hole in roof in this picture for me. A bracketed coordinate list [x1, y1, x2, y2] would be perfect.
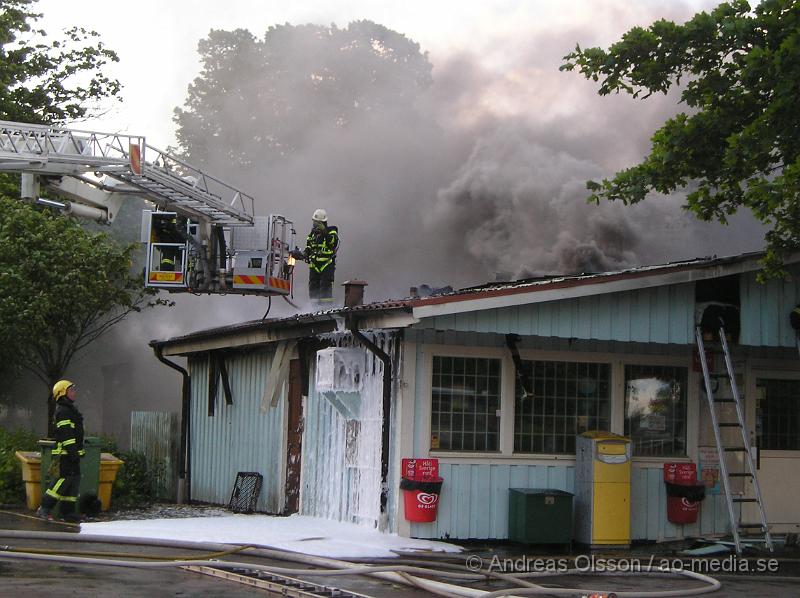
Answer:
[695, 274, 741, 343]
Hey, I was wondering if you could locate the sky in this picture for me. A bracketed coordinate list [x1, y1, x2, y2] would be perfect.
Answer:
[82, 512, 461, 559]
[4, 0, 768, 437]
[35, 0, 714, 150]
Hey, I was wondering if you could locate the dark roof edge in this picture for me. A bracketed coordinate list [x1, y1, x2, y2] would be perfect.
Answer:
[408, 251, 784, 308]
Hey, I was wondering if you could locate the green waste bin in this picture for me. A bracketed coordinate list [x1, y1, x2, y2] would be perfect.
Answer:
[39, 436, 102, 516]
[508, 488, 573, 546]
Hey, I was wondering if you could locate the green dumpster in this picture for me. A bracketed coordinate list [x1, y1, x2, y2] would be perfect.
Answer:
[39, 436, 102, 516]
[508, 488, 573, 546]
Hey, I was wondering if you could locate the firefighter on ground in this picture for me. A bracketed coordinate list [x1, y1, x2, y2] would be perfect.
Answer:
[37, 380, 84, 522]
[292, 209, 339, 305]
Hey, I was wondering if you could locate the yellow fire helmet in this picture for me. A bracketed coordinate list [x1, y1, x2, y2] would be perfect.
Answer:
[52, 379, 75, 400]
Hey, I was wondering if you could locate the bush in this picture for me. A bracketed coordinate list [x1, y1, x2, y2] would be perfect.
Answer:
[0, 429, 164, 509]
[89, 436, 166, 509]
[0, 427, 39, 505]
[110, 449, 164, 509]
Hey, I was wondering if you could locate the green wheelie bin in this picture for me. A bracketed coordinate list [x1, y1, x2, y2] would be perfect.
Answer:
[39, 436, 102, 517]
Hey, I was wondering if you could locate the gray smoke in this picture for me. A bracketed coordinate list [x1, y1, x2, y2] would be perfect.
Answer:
[2, 1, 767, 438]
[432, 125, 643, 277]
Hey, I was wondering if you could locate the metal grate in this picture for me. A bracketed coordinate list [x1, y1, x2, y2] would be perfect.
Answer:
[228, 472, 263, 513]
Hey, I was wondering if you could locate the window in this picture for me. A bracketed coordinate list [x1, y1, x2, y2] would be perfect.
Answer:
[624, 365, 687, 456]
[514, 360, 610, 454]
[757, 378, 800, 450]
[431, 356, 500, 451]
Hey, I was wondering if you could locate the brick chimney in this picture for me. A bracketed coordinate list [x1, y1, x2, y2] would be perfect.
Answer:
[343, 280, 367, 308]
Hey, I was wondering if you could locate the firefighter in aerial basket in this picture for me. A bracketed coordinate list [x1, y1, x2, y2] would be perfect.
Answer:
[291, 209, 339, 306]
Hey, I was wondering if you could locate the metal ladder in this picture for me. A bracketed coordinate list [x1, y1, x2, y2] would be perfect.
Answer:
[695, 325, 773, 554]
[0, 119, 254, 226]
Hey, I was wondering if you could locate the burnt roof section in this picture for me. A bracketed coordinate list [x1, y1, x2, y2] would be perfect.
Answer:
[149, 299, 413, 350]
[151, 251, 778, 349]
[407, 251, 772, 308]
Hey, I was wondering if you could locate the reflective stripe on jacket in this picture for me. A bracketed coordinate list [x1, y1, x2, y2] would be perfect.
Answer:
[305, 226, 339, 273]
[51, 398, 84, 459]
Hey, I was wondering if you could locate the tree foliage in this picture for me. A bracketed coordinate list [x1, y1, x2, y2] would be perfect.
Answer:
[174, 20, 433, 172]
[0, 0, 120, 124]
[0, 0, 142, 430]
[0, 197, 155, 432]
[561, 0, 799, 277]
[0, 0, 122, 199]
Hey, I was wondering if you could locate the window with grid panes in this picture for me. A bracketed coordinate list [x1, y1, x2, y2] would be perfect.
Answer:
[756, 378, 800, 450]
[514, 360, 610, 454]
[431, 356, 500, 451]
[624, 365, 687, 456]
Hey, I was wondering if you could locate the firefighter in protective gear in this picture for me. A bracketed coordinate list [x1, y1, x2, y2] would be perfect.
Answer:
[295, 209, 339, 305]
[37, 380, 85, 522]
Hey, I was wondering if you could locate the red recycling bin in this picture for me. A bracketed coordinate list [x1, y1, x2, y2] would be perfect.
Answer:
[401, 477, 443, 522]
[664, 463, 706, 525]
[401, 458, 442, 523]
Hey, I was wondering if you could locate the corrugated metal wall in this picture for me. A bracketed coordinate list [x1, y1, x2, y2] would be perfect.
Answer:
[413, 284, 695, 344]
[740, 266, 800, 347]
[189, 349, 286, 512]
[130, 411, 179, 500]
[410, 463, 730, 540]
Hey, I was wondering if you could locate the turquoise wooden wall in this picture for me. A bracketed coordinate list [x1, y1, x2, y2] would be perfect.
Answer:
[740, 267, 800, 347]
[410, 463, 731, 541]
[413, 283, 695, 344]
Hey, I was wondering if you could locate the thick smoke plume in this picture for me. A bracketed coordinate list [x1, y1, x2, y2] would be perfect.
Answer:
[2, 2, 766, 437]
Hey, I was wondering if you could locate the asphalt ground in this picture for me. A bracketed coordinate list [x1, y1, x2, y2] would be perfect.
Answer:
[2, 507, 800, 597]
[0, 508, 428, 597]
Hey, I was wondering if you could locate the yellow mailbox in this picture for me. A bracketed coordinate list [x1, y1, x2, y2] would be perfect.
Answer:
[574, 431, 631, 548]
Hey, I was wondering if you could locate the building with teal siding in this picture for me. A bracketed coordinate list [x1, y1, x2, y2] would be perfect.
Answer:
[152, 251, 800, 542]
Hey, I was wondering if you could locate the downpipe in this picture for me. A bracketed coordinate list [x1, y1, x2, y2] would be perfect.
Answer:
[152, 345, 191, 503]
[346, 315, 392, 514]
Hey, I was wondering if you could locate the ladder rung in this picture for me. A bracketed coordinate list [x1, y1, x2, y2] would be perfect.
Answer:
[728, 472, 753, 477]
[738, 523, 767, 529]
[724, 447, 747, 452]
[740, 536, 769, 543]
[714, 398, 736, 403]
[732, 498, 759, 503]
[718, 422, 742, 427]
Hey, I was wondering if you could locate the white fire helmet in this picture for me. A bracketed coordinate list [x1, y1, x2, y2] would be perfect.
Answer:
[312, 208, 327, 223]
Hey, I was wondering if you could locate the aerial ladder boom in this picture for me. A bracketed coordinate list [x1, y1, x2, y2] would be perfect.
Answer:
[0, 119, 296, 297]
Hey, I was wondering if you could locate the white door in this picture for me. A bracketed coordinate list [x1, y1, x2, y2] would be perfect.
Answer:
[750, 375, 800, 534]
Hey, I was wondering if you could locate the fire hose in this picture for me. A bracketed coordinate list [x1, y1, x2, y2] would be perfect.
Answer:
[0, 529, 722, 597]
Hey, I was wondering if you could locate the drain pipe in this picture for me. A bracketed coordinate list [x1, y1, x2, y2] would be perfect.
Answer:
[346, 315, 392, 514]
[505, 334, 531, 399]
[153, 344, 192, 503]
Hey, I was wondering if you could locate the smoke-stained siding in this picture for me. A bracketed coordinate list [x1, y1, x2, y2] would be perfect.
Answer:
[740, 266, 800, 347]
[410, 463, 731, 540]
[413, 284, 695, 344]
[188, 349, 286, 512]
